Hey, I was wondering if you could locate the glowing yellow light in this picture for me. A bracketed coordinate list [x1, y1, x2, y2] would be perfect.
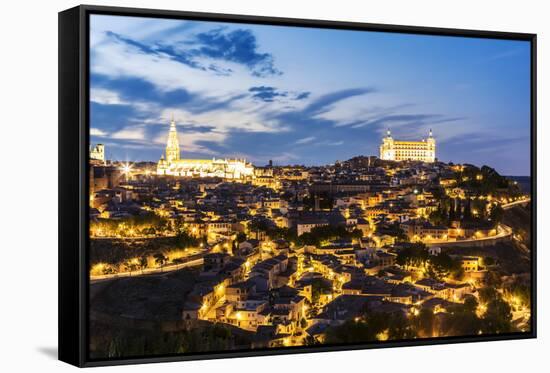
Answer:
[476, 303, 487, 317]
[376, 330, 389, 341]
[120, 162, 133, 174]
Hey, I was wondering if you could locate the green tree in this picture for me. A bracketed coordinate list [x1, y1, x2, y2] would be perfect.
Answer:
[310, 278, 332, 305]
[296, 225, 361, 247]
[386, 312, 416, 340]
[174, 231, 199, 249]
[325, 319, 378, 344]
[463, 295, 479, 314]
[325, 311, 417, 343]
[478, 287, 499, 304]
[123, 260, 137, 274]
[429, 204, 448, 226]
[248, 219, 271, 233]
[448, 199, 456, 222]
[415, 308, 435, 338]
[396, 244, 430, 270]
[471, 198, 488, 219]
[138, 256, 148, 274]
[463, 198, 472, 220]
[489, 204, 504, 224]
[443, 300, 482, 337]
[427, 253, 462, 281]
[482, 298, 513, 334]
[154, 253, 168, 271]
[510, 283, 531, 309]
[484, 271, 503, 289]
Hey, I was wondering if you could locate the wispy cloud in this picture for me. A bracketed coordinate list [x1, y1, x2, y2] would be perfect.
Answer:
[249, 86, 311, 103]
[351, 114, 440, 129]
[482, 47, 525, 63]
[90, 128, 108, 137]
[249, 86, 287, 102]
[306, 88, 376, 117]
[190, 28, 281, 77]
[294, 136, 316, 145]
[111, 126, 146, 140]
[103, 27, 280, 78]
[317, 140, 344, 146]
[90, 88, 126, 105]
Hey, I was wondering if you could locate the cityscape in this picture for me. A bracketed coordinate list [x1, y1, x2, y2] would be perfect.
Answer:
[88, 121, 531, 358]
[88, 14, 532, 359]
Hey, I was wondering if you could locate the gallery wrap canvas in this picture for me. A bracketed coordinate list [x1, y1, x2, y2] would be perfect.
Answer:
[58, 5, 536, 367]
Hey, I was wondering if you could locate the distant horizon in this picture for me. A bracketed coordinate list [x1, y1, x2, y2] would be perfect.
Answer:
[90, 15, 531, 176]
[93, 143, 531, 177]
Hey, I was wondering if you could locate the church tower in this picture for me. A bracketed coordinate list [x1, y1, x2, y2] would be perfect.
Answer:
[165, 117, 180, 162]
[426, 129, 436, 162]
[379, 129, 395, 160]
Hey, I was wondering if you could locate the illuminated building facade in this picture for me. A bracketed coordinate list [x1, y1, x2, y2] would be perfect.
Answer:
[90, 143, 105, 162]
[252, 166, 281, 189]
[157, 119, 254, 180]
[379, 130, 436, 162]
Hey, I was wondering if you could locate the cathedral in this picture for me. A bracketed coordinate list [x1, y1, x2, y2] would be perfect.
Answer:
[157, 119, 255, 180]
[379, 129, 436, 162]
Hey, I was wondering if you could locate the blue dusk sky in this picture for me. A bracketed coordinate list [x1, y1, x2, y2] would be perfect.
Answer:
[90, 15, 531, 175]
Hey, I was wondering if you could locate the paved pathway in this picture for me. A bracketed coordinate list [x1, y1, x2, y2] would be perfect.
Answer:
[90, 258, 203, 283]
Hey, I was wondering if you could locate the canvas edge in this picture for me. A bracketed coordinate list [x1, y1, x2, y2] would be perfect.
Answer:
[57, 4, 537, 368]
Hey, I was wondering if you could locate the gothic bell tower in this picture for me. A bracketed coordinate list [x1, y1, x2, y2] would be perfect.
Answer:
[165, 117, 180, 162]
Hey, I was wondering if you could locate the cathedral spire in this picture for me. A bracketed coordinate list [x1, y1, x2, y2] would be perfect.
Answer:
[166, 117, 180, 162]
[170, 114, 176, 129]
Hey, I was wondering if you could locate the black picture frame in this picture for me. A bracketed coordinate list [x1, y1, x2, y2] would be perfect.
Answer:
[59, 4, 537, 367]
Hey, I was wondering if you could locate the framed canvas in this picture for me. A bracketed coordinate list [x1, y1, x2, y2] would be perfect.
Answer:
[58, 5, 537, 367]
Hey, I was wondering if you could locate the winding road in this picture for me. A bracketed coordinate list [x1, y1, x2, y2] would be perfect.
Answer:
[90, 258, 203, 283]
[502, 197, 530, 210]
